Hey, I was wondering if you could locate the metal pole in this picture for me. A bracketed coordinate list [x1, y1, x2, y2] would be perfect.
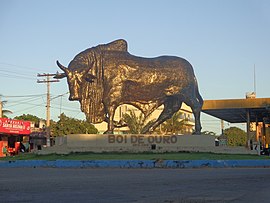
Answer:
[246, 109, 251, 149]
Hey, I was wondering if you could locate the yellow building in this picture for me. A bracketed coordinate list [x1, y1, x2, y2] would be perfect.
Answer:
[94, 103, 195, 134]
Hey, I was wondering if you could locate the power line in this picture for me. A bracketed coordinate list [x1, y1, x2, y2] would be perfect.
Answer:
[51, 92, 69, 100]
[1, 91, 82, 121]
[50, 106, 81, 113]
[3, 94, 46, 98]
[0, 69, 35, 77]
[8, 100, 46, 108]
[4, 95, 46, 108]
[14, 103, 46, 114]
[0, 73, 35, 80]
[0, 62, 47, 72]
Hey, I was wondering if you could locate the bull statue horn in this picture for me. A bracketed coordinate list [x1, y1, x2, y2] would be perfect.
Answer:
[56, 60, 69, 73]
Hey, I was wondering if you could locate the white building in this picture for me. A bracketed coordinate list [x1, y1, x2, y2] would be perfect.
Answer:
[94, 103, 195, 134]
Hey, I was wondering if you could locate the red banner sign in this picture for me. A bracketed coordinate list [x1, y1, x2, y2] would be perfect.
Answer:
[0, 118, 31, 135]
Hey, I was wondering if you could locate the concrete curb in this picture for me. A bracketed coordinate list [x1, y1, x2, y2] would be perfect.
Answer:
[1, 160, 270, 168]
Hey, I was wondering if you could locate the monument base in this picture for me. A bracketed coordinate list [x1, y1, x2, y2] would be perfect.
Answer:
[40, 134, 216, 154]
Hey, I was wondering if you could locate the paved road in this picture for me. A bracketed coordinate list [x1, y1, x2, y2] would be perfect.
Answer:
[0, 168, 269, 203]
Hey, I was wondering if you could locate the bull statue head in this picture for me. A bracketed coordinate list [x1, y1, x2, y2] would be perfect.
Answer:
[55, 60, 79, 101]
[55, 60, 96, 101]
[55, 57, 105, 124]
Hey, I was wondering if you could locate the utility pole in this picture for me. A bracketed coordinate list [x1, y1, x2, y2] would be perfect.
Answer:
[37, 73, 59, 147]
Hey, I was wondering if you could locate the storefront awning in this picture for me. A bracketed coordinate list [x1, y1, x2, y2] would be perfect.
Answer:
[202, 98, 270, 123]
[0, 118, 31, 135]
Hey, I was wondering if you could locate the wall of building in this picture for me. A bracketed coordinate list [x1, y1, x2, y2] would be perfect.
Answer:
[94, 103, 195, 134]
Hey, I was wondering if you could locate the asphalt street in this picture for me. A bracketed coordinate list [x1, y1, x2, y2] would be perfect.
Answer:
[0, 168, 269, 203]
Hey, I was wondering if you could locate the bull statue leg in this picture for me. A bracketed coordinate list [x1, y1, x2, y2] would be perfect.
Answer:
[141, 98, 182, 134]
[186, 102, 202, 134]
[181, 85, 203, 134]
[104, 104, 117, 134]
[189, 102, 203, 134]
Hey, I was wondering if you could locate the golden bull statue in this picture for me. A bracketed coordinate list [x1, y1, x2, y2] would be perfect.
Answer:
[55, 39, 203, 134]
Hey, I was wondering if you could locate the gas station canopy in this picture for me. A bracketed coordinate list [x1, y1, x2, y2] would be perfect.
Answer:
[202, 98, 270, 123]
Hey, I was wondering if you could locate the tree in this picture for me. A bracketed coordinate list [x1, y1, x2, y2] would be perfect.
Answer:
[14, 114, 43, 127]
[0, 97, 12, 118]
[224, 127, 247, 146]
[159, 111, 187, 135]
[51, 113, 98, 136]
[122, 110, 154, 134]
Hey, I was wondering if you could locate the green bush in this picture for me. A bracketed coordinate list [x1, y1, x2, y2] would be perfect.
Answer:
[224, 127, 247, 146]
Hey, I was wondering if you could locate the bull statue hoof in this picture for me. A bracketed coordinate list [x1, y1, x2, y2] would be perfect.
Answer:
[104, 130, 114, 134]
[192, 131, 201, 135]
[141, 126, 154, 134]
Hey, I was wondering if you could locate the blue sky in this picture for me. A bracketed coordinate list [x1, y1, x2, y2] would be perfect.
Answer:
[1, 0, 270, 134]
